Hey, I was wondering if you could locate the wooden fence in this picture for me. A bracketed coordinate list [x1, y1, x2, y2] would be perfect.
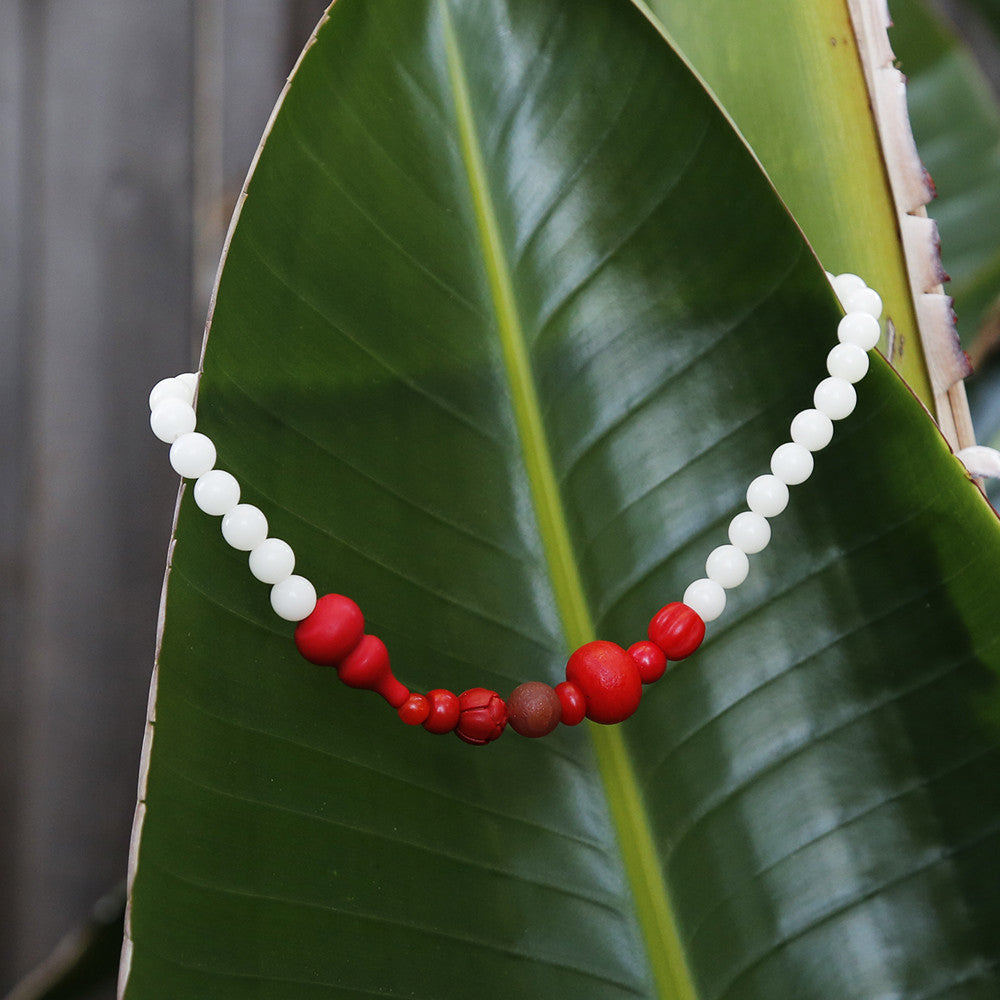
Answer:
[0, 2, 327, 994]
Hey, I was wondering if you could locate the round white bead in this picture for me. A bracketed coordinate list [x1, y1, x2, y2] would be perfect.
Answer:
[705, 544, 750, 589]
[150, 398, 196, 443]
[728, 510, 771, 554]
[193, 470, 241, 516]
[826, 342, 870, 383]
[844, 286, 883, 319]
[832, 272, 866, 304]
[746, 474, 789, 518]
[814, 376, 857, 421]
[770, 441, 814, 485]
[149, 375, 194, 411]
[221, 503, 268, 551]
[248, 538, 296, 584]
[790, 408, 834, 451]
[683, 578, 726, 622]
[169, 432, 216, 479]
[837, 311, 881, 350]
[270, 575, 318, 622]
[175, 372, 199, 397]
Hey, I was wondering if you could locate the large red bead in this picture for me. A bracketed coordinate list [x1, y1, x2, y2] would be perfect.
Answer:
[565, 640, 642, 725]
[507, 682, 562, 738]
[455, 688, 507, 745]
[423, 689, 461, 734]
[628, 640, 668, 684]
[294, 593, 365, 665]
[337, 634, 409, 708]
[555, 681, 586, 726]
[647, 602, 705, 660]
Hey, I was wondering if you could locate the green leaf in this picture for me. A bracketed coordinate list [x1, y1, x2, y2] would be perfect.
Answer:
[125, 1, 1000, 998]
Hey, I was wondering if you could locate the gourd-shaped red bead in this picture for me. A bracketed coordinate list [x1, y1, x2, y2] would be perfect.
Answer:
[455, 688, 507, 745]
[628, 640, 668, 684]
[337, 634, 409, 708]
[423, 689, 461, 734]
[565, 640, 642, 725]
[647, 602, 705, 660]
[294, 593, 365, 665]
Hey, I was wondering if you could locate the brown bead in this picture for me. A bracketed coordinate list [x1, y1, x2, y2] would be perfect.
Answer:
[507, 682, 562, 738]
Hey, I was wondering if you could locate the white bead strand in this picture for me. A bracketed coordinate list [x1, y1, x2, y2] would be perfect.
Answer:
[683, 578, 726, 622]
[221, 504, 268, 551]
[705, 545, 750, 589]
[790, 408, 834, 452]
[837, 311, 881, 351]
[149, 375, 194, 411]
[813, 377, 857, 421]
[270, 575, 318, 622]
[150, 398, 196, 444]
[746, 474, 790, 518]
[728, 510, 771, 554]
[169, 432, 217, 479]
[843, 286, 882, 319]
[770, 442, 814, 486]
[826, 342, 869, 384]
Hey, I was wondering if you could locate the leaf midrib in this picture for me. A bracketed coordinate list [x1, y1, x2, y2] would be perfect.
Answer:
[438, 4, 695, 998]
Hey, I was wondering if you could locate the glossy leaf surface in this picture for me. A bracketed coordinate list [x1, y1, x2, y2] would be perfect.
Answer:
[125, 1, 1000, 998]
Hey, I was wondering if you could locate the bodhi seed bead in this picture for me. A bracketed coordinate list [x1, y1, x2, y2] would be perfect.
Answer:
[248, 538, 295, 584]
[270, 574, 317, 622]
[169, 432, 216, 479]
[826, 342, 869, 384]
[507, 682, 562, 738]
[746, 474, 789, 517]
[837, 312, 880, 351]
[770, 442, 814, 486]
[193, 469, 241, 516]
[150, 398, 196, 443]
[814, 377, 857, 421]
[222, 503, 268, 551]
[790, 408, 834, 452]
[728, 510, 771, 554]
[705, 544, 750, 589]
[683, 578, 726, 622]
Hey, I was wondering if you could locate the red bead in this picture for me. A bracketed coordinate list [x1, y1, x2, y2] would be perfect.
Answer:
[398, 693, 430, 726]
[455, 688, 507, 745]
[647, 602, 705, 660]
[628, 640, 668, 684]
[337, 634, 409, 708]
[565, 640, 642, 725]
[294, 593, 364, 666]
[422, 689, 461, 734]
[507, 682, 562, 738]
[555, 681, 586, 726]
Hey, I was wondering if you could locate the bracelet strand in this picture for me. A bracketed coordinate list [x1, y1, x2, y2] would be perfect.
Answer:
[149, 271, 882, 745]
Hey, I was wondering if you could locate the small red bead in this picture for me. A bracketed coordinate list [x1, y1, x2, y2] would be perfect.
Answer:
[507, 682, 562, 738]
[565, 640, 642, 725]
[398, 693, 430, 726]
[628, 640, 668, 684]
[337, 634, 409, 708]
[294, 593, 365, 666]
[555, 681, 586, 726]
[423, 689, 461, 734]
[455, 688, 507, 745]
[647, 602, 705, 660]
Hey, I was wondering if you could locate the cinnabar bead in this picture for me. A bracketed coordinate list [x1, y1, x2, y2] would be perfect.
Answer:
[507, 682, 562, 738]
[647, 602, 705, 660]
[565, 640, 642, 725]
[337, 634, 409, 708]
[555, 681, 586, 726]
[628, 640, 668, 684]
[398, 693, 430, 726]
[294, 593, 365, 666]
[423, 689, 461, 734]
[456, 688, 507, 745]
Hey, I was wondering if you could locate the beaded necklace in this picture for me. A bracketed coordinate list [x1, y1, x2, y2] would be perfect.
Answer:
[149, 271, 882, 745]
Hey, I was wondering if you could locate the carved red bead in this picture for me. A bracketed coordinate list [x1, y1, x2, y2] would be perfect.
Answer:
[337, 634, 409, 708]
[507, 682, 562, 738]
[294, 593, 365, 665]
[628, 640, 668, 684]
[555, 681, 586, 726]
[565, 640, 642, 725]
[455, 688, 507, 745]
[398, 693, 430, 726]
[647, 602, 705, 660]
[422, 689, 461, 734]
